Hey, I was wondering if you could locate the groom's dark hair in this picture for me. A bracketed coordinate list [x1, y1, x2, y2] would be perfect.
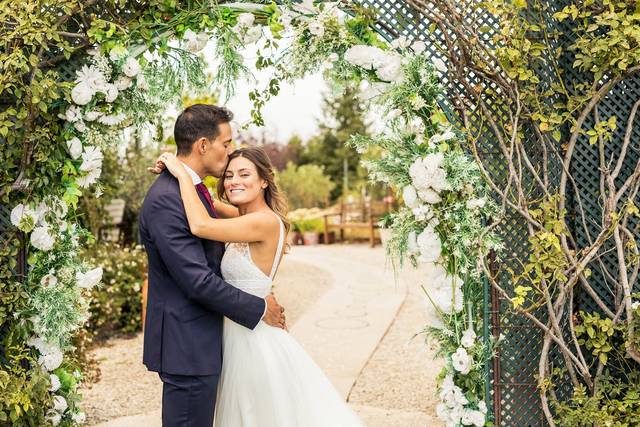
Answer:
[174, 104, 234, 156]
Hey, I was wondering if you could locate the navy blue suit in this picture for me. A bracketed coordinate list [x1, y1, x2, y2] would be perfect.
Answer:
[139, 171, 265, 426]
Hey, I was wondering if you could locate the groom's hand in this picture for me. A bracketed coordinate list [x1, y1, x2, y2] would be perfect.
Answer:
[263, 294, 286, 329]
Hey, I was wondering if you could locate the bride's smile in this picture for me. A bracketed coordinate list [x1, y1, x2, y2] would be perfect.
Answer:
[223, 156, 268, 206]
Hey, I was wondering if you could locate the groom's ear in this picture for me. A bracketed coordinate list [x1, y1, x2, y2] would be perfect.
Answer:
[195, 137, 209, 154]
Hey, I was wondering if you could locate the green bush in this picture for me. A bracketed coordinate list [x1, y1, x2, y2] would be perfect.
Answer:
[81, 243, 147, 340]
[277, 163, 335, 210]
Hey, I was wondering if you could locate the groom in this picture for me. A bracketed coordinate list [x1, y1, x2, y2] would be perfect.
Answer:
[139, 104, 286, 426]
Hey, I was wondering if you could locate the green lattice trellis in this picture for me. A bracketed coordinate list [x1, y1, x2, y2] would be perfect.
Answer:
[3, 1, 639, 425]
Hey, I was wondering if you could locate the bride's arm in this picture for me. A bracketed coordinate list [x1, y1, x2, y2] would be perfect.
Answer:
[212, 199, 240, 218]
[158, 153, 276, 243]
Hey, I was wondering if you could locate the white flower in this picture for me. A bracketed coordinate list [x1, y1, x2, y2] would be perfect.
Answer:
[402, 185, 420, 208]
[452, 347, 473, 375]
[308, 21, 325, 37]
[632, 301, 639, 310]
[407, 231, 420, 256]
[387, 108, 402, 120]
[409, 153, 450, 200]
[430, 265, 464, 314]
[430, 130, 456, 145]
[75, 65, 107, 91]
[38, 346, 63, 371]
[358, 81, 388, 101]
[40, 272, 58, 288]
[417, 227, 441, 262]
[462, 409, 486, 426]
[95, 186, 103, 198]
[123, 56, 141, 77]
[72, 412, 86, 424]
[49, 374, 61, 392]
[328, 52, 339, 62]
[74, 120, 87, 133]
[76, 267, 103, 289]
[63, 106, 82, 123]
[412, 205, 434, 222]
[432, 57, 447, 73]
[114, 76, 133, 90]
[53, 395, 68, 413]
[375, 53, 404, 82]
[31, 226, 55, 251]
[77, 168, 102, 188]
[461, 328, 476, 348]
[183, 29, 208, 53]
[11, 204, 37, 231]
[418, 188, 442, 204]
[295, 0, 318, 13]
[279, 10, 294, 28]
[46, 411, 62, 426]
[136, 73, 149, 91]
[478, 401, 488, 414]
[66, 137, 82, 159]
[97, 113, 126, 126]
[411, 95, 427, 111]
[71, 82, 94, 105]
[80, 146, 103, 172]
[412, 40, 426, 54]
[84, 111, 103, 122]
[466, 198, 486, 210]
[345, 45, 386, 70]
[390, 35, 411, 49]
[242, 26, 262, 45]
[237, 12, 255, 28]
[103, 84, 119, 103]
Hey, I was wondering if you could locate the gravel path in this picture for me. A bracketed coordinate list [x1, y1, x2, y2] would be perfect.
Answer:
[348, 263, 443, 417]
[81, 259, 331, 425]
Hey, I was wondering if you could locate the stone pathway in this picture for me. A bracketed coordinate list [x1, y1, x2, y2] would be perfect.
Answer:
[89, 244, 440, 426]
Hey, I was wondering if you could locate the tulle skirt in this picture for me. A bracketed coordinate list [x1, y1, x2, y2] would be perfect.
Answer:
[214, 319, 364, 427]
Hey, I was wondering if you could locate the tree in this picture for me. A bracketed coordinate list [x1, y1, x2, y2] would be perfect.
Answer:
[299, 87, 369, 200]
[277, 162, 335, 209]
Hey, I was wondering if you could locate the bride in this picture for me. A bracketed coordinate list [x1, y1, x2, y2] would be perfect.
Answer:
[155, 147, 364, 426]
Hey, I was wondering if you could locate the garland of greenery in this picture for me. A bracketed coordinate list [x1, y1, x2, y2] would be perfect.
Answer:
[3, 1, 500, 425]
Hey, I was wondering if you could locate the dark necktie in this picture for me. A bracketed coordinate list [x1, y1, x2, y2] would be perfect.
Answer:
[195, 183, 218, 218]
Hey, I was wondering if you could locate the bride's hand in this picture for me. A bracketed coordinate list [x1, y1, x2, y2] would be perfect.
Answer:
[151, 153, 188, 180]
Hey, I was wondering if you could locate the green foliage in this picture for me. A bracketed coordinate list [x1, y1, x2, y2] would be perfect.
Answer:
[575, 311, 624, 365]
[299, 87, 370, 200]
[277, 162, 335, 209]
[556, 372, 640, 426]
[82, 243, 147, 339]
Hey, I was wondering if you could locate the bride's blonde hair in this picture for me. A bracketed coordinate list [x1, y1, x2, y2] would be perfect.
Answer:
[217, 146, 291, 234]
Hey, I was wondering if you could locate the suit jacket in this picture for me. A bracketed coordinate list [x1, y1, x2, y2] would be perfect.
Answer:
[139, 171, 266, 376]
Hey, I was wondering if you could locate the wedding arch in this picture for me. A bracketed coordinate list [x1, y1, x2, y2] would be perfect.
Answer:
[3, 0, 640, 426]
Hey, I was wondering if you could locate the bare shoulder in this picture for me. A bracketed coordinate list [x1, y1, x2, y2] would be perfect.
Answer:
[244, 211, 280, 230]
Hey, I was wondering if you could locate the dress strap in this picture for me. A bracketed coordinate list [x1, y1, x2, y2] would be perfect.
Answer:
[269, 214, 285, 280]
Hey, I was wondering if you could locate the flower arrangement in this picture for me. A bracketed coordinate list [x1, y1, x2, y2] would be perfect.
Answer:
[7, 1, 502, 425]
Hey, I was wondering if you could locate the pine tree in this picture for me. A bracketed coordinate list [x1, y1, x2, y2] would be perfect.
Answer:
[299, 87, 369, 201]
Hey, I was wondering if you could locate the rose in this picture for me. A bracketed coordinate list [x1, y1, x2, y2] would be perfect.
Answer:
[308, 21, 325, 37]
[412, 40, 426, 54]
[344, 45, 386, 70]
[432, 57, 447, 73]
[40, 272, 58, 288]
[103, 84, 119, 103]
[49, 374, 61, 392]
[31, 226, 55, 251]
[122, 56, 141, 77]
[72, 412, 87, 424]
[38, 346, 63, 371]
[46, 411, 62, 426]
[466, 198, 486, 210]
[237, 12, 255, 27]
[183, 29, 208, 53]
[66, 137, 82, 159]
[71, 82, 94, 105]
[461, 328, 476, 348]
[416, 226, 441, 262]
[375, 54, 404, 82]
[63, 106, 82, 123]
[53, 395, 68, 413]
[402, 185, 420, 208]
[114, 76, 132, 90]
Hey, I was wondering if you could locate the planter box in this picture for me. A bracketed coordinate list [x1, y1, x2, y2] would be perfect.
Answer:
[287, 231, 303, 246]
[302, 231, 319, 245]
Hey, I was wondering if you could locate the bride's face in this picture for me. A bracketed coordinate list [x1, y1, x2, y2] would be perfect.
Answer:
[223, 156, 267, 205]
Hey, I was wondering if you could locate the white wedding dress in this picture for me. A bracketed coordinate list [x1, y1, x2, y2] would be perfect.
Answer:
[214, 214, 364, 427]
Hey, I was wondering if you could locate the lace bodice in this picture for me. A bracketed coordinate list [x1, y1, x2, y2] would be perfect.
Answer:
[220, 214, 284, 298]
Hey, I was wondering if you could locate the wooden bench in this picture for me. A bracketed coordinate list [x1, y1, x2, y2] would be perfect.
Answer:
[322, 200, 387, 247]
